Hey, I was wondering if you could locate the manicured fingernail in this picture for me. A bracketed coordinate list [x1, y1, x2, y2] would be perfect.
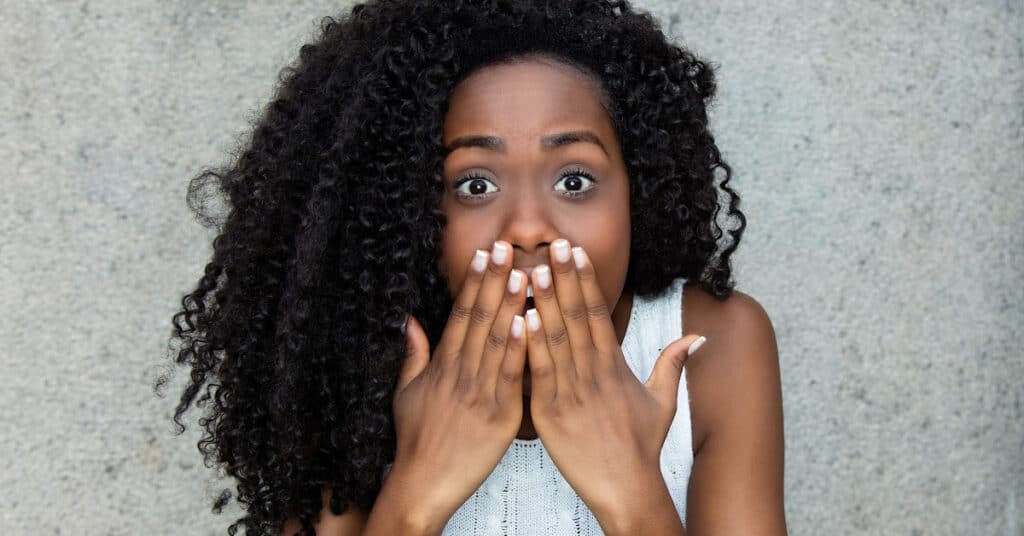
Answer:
[553, 239, 570, 263]
[571, 246, 586, 270]
[492, 241, 508, 265]
[535, 265, 551, 289]
[688, 336, 707, 356]
[508, 270, 523, 293]
[472, 250, 488, 272]
[511, 315, 524, 338]
[526, 308, 540, 331]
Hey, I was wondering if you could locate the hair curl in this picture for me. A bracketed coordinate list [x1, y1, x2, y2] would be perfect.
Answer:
[159, 0, 745, 534]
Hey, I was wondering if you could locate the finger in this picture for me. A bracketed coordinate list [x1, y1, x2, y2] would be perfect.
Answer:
[493, 314, 527, 405]
[396, 314, 430, 396]
[478, 268, 527, 388]
[458, 241, 514, 383]
[644, 335, 706, 408]
[570, 246, 620, 367]
[550, 239, 596, 383]
[436, 248, 489, 368]
[524, 308, 557, 403]
[530, 264, 575, 396]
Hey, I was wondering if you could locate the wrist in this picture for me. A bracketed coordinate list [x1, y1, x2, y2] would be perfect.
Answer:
[364, 461, 451, 536]
[591, 470, 684, 536]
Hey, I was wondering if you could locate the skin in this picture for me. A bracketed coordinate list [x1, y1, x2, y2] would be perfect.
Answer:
[437, 57, 634, 439]
[282, 57, 786, 535]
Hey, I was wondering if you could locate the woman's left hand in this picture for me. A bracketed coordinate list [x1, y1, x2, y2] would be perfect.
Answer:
[524, 239, 706, 522]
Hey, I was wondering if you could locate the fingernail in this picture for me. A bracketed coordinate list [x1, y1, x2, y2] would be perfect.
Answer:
[535, 265, 551, 289]
[508, 270, 523, 293]
[571, 246, 586, 270]
[472, 249, 488, 272]
[492, 241, 508, 265]
[687, 336, 706, 356]
[511, 315, 524, 338]
[526, 308, 540, 331]
[553, 239, 570, 263]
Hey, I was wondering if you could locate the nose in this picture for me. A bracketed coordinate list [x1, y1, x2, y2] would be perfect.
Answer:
[499, 189, 559, 259]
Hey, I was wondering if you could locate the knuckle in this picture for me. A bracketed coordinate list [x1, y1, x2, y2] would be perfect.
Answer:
[595, 359, 620, 380]
[452, 376, 480, 403]
[547, 327, 569, 348]
[580, 373, 600, 393]
[486, 262, 505, 278]
[486, 330, 507, 352]
[438, 349, 461, 368]
[499, 367, 521, 385]
[586, 301, 611, 320]
[449, 303, 472, 323]
[530, 363, 554, 379]
[470, 303, 494, 325]
[547, 400, 567, 417]
[563, 305, 587, 323]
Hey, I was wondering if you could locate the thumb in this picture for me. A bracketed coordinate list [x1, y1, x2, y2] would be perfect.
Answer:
[396, 314, 430, 394]
[644, 334, 706, 405]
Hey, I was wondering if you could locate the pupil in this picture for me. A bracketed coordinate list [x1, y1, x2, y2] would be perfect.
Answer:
[565, 177, 581, 191]
[469, 179, 487, 195]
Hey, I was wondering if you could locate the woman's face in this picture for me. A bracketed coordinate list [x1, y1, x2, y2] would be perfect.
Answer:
[438, 58, 632, 393]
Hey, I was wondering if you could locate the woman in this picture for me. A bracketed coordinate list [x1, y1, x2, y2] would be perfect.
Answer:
[165, 1, 786, 534]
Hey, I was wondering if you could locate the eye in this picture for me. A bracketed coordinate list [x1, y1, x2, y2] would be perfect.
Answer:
[453, 174, 499, 200]
[554, 167, 598, 198]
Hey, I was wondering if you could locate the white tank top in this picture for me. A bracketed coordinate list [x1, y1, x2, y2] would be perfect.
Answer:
[441, 277, 692, 535]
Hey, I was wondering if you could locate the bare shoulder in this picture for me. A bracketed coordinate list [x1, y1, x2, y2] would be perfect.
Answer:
[681, 282, 781, 454]
[680, 282, 786, 533]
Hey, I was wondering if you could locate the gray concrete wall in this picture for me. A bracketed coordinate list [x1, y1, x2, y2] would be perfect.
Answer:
[1, 1, 1020, 534]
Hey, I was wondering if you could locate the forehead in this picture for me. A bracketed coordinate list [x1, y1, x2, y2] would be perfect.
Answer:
[443, 59, 613, 140]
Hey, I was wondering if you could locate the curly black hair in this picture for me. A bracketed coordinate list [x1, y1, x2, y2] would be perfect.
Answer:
[159, 0, 745, 534]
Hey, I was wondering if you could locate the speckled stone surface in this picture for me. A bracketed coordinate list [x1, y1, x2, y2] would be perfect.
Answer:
[1, 1, 1020, 534]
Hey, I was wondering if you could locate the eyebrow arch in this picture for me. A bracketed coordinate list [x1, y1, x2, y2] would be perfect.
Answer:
[442, 130, 609, 157]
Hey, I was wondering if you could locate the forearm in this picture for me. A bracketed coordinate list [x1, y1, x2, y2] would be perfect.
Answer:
[591, 471, 686, 536]
[361, 464, 452, 536]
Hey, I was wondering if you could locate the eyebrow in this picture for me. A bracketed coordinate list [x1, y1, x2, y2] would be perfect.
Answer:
[442, 130, 609, 157]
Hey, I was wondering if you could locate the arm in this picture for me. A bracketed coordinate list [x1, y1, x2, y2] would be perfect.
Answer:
[684, 289, 787, 534]
[279, 465, 451, 536]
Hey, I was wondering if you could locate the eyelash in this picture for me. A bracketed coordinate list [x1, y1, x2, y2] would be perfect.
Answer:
[452, 167, 598, 201]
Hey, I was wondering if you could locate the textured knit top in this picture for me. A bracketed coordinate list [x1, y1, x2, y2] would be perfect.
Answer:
[441, 277, 692, 535]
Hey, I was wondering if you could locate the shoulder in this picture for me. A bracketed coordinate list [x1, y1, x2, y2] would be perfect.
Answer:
[681, 282, 781, 453]
[678, 282, 787, 532]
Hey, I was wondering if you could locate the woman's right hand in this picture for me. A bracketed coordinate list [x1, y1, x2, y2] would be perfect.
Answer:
[389, 240, 528, 525]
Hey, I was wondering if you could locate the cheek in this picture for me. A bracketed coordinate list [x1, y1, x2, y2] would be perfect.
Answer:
[439, 232, 477, 299]
[574, 215, 630, 302]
